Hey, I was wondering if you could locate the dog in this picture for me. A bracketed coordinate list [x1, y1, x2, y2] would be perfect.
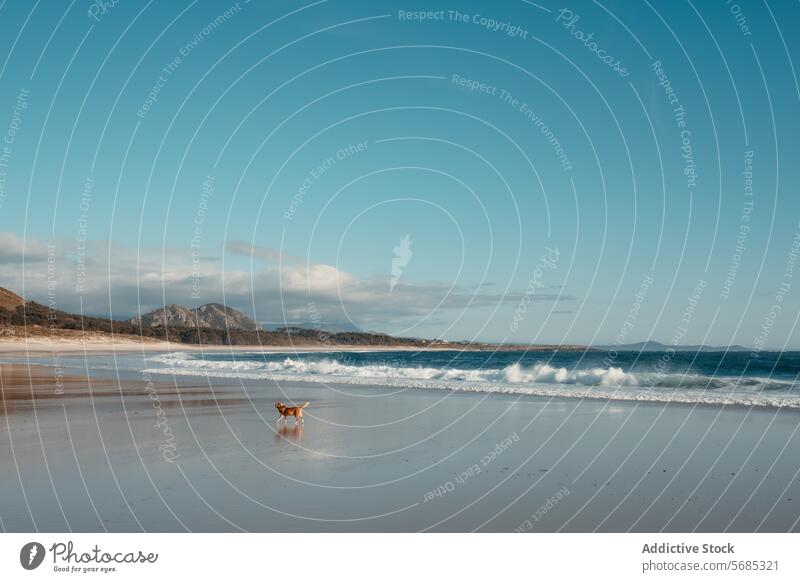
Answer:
[275, 401, 309, 424]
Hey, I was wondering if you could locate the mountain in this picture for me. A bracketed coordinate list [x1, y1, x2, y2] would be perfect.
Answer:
[129, 303, 261, 331]
[595, 340, 750, 352]
[0, 287, 24, 310]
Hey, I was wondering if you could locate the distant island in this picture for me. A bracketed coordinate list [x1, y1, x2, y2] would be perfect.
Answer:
[594, 340, 750, 352]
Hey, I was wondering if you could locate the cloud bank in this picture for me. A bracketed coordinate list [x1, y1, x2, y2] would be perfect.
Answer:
[0, 233, 575, 330]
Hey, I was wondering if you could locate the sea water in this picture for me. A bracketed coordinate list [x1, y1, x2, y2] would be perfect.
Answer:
[124, 349, 800, 409]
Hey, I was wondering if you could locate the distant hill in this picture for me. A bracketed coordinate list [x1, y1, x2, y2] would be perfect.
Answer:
[261, 321, 362, 333]
[0, 299, 463, 348]
[0, 287, 24, 310]
[596, 340, 750, 352]
[129, 303, 261, 331]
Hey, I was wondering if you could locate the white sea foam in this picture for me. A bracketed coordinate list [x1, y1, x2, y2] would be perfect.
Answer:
[142, 352, 800, 409]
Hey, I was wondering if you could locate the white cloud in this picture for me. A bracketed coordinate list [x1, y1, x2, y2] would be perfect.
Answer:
[0, 232, 50, 264]
[0, 233, 574, 327]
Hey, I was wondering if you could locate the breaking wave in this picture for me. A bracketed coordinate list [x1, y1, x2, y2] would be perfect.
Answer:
[141, 352, 800, 409]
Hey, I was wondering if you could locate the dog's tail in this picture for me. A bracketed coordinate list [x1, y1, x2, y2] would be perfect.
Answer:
[300, 402, 310, 409]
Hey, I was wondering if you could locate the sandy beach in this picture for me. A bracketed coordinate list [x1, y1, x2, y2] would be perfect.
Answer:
[2, 350, 799, 533]
[0, 336, 456, 356]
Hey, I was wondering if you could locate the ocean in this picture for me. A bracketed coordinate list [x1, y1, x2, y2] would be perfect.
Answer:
[107, 348, 800, 409]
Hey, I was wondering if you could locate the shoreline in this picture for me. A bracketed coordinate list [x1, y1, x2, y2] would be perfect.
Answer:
[4, 351, 799, 413]
[136, 367, 800, 413]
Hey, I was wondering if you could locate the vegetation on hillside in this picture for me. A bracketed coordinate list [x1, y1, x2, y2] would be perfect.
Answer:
[0, 301, 428, 347]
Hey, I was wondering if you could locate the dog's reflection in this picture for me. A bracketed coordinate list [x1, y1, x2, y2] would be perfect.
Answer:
[275, 422, 303, 444]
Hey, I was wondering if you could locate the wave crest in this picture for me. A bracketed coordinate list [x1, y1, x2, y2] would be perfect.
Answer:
[142, 352, 800, 409]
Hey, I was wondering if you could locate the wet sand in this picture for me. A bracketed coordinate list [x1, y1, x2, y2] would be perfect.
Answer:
[1, 361, 799, 532]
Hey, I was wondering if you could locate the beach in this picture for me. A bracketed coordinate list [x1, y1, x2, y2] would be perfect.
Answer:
[2, 344, 799, 533]
[0, 335, 527, 357]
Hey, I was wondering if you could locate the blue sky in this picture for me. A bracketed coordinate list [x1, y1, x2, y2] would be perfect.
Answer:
[1, 0, 799, 348]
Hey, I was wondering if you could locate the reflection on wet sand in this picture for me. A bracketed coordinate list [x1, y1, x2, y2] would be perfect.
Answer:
[0, 364, 272, 417]
[156, 396, 261, 410]
[275, 423, 303, 444]
[0, 364, 121, 414]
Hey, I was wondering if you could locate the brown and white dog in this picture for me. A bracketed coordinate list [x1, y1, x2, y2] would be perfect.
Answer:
[275, 401, 309, 424]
